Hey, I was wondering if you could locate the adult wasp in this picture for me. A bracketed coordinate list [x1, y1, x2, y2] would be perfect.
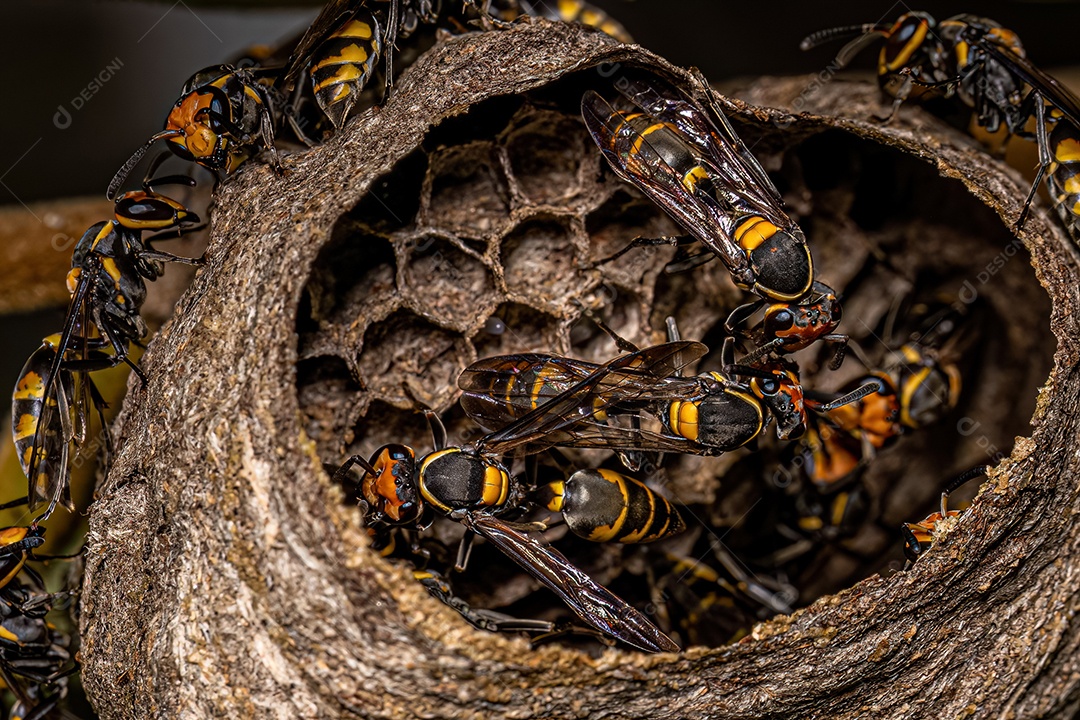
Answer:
[802, 12, 1080, 243]
[276, 0, 632, 143]
[491, 0, 633, 43]
[12, 177, 202, 519]
[902, 465, 988, 563]
[459, 328, 876, 460]
[581, 73, 815, 301]
[0, 575, 76, 720]
[334, 342, 698, 652]
[817, 320, 964, 460]
[108, 64, 281, 199]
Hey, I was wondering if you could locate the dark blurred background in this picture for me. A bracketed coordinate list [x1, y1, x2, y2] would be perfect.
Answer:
[1, 0, 1078, 389]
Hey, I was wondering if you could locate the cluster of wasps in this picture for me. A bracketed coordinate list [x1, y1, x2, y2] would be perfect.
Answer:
[0, 3, 1074, 706]
[3, 1, 632, 714]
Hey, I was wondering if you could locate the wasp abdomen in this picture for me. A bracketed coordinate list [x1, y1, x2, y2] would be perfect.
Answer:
[1050, 121, 1080, 239]
[740, 223, 814, 301]
[669, 385, 763, 451]
[310, 12, 383, 129]
[546, 468, 684, 544]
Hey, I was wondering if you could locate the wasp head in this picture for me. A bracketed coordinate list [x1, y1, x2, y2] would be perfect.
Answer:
[360, 444, 423, 525]
[751, 363, 808, 440]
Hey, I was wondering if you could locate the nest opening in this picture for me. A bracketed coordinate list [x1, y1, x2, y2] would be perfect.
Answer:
[295, 69, 1054, 652]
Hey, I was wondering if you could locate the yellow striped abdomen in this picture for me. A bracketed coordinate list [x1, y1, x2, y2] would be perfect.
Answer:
[309, 11, 382, 129]
[553, 468, 684, 543]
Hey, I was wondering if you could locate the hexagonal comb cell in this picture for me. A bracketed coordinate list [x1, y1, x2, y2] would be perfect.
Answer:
[304, 227, 397, 328]
[502, 110, 591, 206]
[357, 308, 468, 406]
[499, 217, 581, 305]
[585, 190, 681, 269]
[296, 355, 361, 456]
[472, 302, 562, 357]
[345, 148, 427, 234]
[401, 234, 496, 328]
[423, 142, 509, 236]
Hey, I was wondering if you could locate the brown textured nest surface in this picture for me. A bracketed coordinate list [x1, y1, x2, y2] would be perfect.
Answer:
[81, 21, 1079, 719]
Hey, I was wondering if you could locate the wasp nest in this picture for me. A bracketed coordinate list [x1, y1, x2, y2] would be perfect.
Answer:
[84, 22, 1079, 720]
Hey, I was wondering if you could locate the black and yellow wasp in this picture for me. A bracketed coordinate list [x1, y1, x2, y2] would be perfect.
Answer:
[726, 281, 847, 369]
[333, 342, 703, 652]
[802, 12, 1080, 243]
[458, 330, 875, 462]
[108, 63, 281, 199]
[11, 336, 114, 516]
[582, 73, 815, 302]
[109, 0, 632, 192]
[0, 572, 76, 720]
[491, 0, 632, 43]
[11, 179, 202, 519]
[276, 0, 632, 142]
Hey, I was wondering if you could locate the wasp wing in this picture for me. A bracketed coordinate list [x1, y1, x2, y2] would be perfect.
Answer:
[582, 90, 750, 272]
[458, 354, 601, 431]
[475, 342, 707, 456]
[14, 346, 74, 517]
[612, 74, 788, 213]
[532, 417, 718, 455]
[459, 354, 715, 453]
[20, 264, 100, 515]
[462, 513, 679, 653]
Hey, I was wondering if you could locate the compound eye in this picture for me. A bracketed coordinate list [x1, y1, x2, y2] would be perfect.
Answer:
[771, 309, 794, 331]
[897, 19, 919, 42]
[757, 378, 779, 396]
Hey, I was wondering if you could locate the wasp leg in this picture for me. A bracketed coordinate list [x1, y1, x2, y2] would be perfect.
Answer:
[571, 298, 640, 353]
[88, 305, 147, 385]
[710, 542, 796, 614]
[250, 79, 283, 174]
[379, 0, 400, 104]
[137, 247, 206, 267]
[588, 234, 691, 268]
[330, 455, 379, 486]
[725, 300, 765, 337]
[664, 248, 717, 274]
[1015, 94, 1050, 234]
[941, 464, 989, 515]
[900, 523, 926, 567]
[530, 623, 616, 649]
[415, 569, 554, 634]
[873, 69, 920, 123]
[823, 334, 849, 370]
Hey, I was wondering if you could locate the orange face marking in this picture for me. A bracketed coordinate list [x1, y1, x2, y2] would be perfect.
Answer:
[167, 93, 219, 159]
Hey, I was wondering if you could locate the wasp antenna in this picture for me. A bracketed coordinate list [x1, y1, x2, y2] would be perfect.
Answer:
[107, 130, 181, 200]
[834, 29, 892, 68]
[811, 381, 879, 412]
[799, 23, 888, 51]
[0, 496, 29, 512]
[331, 454, 379, 485]
[422, 409, 448, 451]
[739, 337, 785, 367]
